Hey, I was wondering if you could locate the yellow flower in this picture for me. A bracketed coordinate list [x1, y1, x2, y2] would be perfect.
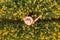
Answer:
[45, 37, 49, 40]
[53, 33, 56, 35]
[2, 6, 7, 10]
[29, 10, 32, 12]
[33, 0, 36, 4]
[58, 32, 60, 36]
[13, 33, 17, 38]
[54, 27, 58, 32]
[40, 36, 45, 39]
[13, 13, 17, 16]
[11, 29, 15, 33]
[56, 5, 60, 10]
[32, 35, 35, 38]
[52, 36, 56, 39]
[25, 35, 29, 39]
[22, 26, 26, 30]
[0, 0, 5, 3]
[54, 0, 58, 5]
[28, 0, 32, 3]
[43, 16, 46, 20]
[29, 32, 34, 36]
[27, 27, 30, 30]
[40, 32, 43, 36]
[53, 22, 56, 24]
[58, 25, 60, 28]
[5, 0, 8, 2]
[35, 8, 38, 12]
[34, 14, 37, 17]
[8, 17, 12, 19]
[54, 16, 60, 19]
[4, 27, 7, 30]
[0, 30, 2, 34]
[3, 31, 8, 35]
[46, 12, 49, 15]
[34, 27, 39, 30]
[37, 5, 40, 9]
[58, 32, 60, 38]
[39, 0, 43, 2]
[58, 35, 60, 39]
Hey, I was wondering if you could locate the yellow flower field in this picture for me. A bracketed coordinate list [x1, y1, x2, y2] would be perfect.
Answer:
[0, 0, 60, 40]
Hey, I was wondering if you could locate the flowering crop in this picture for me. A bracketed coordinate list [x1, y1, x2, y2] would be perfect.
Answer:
[0, 0, 60, 40]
